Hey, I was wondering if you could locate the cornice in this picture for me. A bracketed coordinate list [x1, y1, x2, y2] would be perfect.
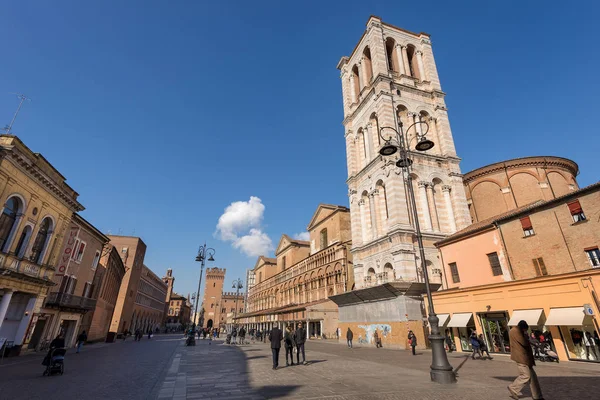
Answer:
[8, 152, 84, 212]
[463, 156, 579, 184]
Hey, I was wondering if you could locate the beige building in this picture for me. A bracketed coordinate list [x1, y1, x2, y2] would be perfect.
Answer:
[239, 204, 352, 338]
[108, 235, 147, 334]
[32, 214, 108, 349]
[85, 244, 126, 342]
[165, 292, 192, 330]
[0, 135, 84, 356]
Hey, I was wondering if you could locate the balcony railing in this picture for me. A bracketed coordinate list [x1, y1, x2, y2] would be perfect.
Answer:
[45, 291, 97, 311]
[0, 252, 55, 283]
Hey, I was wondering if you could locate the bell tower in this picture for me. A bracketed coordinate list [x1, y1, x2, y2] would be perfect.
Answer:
[202, 267, 226, 329]
[337, 16, 470, 289]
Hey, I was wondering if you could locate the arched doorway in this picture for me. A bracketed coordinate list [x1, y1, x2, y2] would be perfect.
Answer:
[207, 319, 213, 329]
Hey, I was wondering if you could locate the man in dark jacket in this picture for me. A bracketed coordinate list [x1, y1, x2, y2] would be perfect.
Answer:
[269, 324, 283, 370]
[294, 322, 307, 365]
[508, 320, 543, 400]
[76, 330, 87, 353]
[346, 327, 353, 348]
[408, 330, 417, 355]
[284, 325, 296, 366]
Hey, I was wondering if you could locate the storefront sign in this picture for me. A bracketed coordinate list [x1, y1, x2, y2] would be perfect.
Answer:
[584, 304, 594, 316]
[57, 225, 80, 275]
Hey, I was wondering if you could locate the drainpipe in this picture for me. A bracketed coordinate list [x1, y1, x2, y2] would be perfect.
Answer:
[438, 247, 450, 290]
[493, 222, 515, 280]
[554, 211, 577, 271]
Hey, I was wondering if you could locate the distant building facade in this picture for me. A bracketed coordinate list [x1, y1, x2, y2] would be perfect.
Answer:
[108, 236, 147, 334]
[130, 265, 167, 333]
[201, 267, 225, 329]
[85, 244, 126, 342]
[166, 292, 191, 330]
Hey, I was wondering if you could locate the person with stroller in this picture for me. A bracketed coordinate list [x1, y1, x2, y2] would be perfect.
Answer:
[42, 333, 65, 366]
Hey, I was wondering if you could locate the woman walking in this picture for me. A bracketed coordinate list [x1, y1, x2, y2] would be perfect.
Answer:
[284, 325, 296, 366]
[408, 330, 417, 355]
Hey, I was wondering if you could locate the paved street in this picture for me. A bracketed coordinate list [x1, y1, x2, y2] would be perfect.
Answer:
[1, 334, 599, 399]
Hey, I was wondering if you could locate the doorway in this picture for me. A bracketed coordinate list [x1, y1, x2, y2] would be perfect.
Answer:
[207, 319, 213, 329]
[27, 318, 47, 350]
[480, 312, 510, 353]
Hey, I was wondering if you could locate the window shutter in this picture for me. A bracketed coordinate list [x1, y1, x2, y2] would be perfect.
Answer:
[532, 258, 541, 276]
[520, 216, 533, 230]
[568, 200, 583, 215]
[537, 258, 548, 275]
[487, 252, 502, 276]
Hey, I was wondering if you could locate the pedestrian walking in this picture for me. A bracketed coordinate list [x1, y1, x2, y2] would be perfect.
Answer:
[478, 334, 492, 359]
[147, 329, 152, 339]
[346, 327, 353, 348]
[76, 330, 87, 353]
[408, 330, 417, 355]
[295, 322, 307, 365]
[374, 330, 382, 348]
[445, 329, 454, 352]
[470, 332, 482, 359]
[284, 325, 296, 366]
[269, 324, 283, 370]
[231, 327, 238, 345]
[508, 320, 544, 400]
[239, 326, 246, 345]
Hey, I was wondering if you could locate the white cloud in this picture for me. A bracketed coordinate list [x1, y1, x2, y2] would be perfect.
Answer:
[293, 232, 310, 241]
[233, 229, 274, 257]
[216, 197, 273, 257]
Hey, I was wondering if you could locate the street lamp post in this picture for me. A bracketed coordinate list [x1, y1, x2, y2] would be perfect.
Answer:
[193, 244, 215, 332]
[378, 117, 456, 384]
[232, 278, 243, 328]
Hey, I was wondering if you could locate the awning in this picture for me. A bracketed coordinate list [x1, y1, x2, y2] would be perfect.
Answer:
[437, 314, 450, 327]
[508, 309, 544, 326]
[446, 313, 473, 328]
[545, 307, 587, 326]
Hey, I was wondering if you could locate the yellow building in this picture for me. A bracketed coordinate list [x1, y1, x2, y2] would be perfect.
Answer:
[0, 135, 84, 356]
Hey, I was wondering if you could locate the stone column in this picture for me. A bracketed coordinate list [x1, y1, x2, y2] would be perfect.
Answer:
[395, 44, 406, 75]
[0, 290, 13, 332]
[401, 46, 410, 77]
[359, 199, 369, 242]
[416, 51, 427, 81]
[364, 124, 372, 162]
[418, 182, 433, 230]
[415, 113, 423, 136]
[369, 191, 378, 238]
[442, 186, 457, 232]
[360, 59, 368, 88]
[349, 74, 356, 103]
[14, 296, 37, 345]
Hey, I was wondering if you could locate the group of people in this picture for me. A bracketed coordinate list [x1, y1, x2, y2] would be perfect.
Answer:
[196, 327, 219, 340]
[132, 328, 153, 341]
[268, 322, 307, 370]
[344, 327, 386, 349]
[469, 331, 493, 360]
[229, 326, 247, 344]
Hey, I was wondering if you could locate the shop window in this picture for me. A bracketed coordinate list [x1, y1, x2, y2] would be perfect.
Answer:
[487, 252, 502, 276]
[449, 262, 460, 283]
[532, 257, 548, 276]
[585, 248, 600, 268]
[568, 200, 586, 222]
[520, 216, 535, 237]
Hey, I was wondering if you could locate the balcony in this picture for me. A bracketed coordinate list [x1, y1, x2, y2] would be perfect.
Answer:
[45, 291, 97, 311]
[0, 252, 55, 286]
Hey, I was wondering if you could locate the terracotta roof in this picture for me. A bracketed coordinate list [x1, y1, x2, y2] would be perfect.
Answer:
[437, 181, 600, 247]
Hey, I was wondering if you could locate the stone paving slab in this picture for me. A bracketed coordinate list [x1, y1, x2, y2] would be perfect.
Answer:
[161, 337, 600, 399]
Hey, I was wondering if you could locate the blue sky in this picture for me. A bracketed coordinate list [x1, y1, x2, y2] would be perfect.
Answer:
[2, 1, 599, 301]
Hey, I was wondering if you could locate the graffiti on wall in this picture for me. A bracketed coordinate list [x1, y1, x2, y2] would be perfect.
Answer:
[357, 324, 391, 344]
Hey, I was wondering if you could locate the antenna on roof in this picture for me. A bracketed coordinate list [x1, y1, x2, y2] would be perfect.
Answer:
[3, 93, 31, 135]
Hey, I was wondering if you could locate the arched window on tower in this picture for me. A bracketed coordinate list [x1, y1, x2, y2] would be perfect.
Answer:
[385, 38, 398, 72]
[30, 217, 53, 264]
[406, 45, 420, 80]
[363, 47, 373, 84]
[351, 65, 361, 100]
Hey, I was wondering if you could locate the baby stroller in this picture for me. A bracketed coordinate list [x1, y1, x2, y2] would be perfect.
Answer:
[537, 342, 559, 363]
[42, 347, 66, 376]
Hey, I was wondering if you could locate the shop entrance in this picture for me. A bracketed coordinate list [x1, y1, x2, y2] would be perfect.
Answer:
[480, 312, 510, 353]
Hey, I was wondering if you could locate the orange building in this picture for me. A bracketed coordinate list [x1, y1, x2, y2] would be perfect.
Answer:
[201, 267, 225, 330]
[433, 180, 600, 363]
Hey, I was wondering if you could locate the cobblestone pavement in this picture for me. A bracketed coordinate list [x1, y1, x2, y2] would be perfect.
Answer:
[158, 338, 600, 400]
[1, 334, 598, 399]
[0, 334, 181, 400]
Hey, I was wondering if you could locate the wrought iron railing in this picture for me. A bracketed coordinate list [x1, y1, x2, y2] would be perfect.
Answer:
[45, 291, 96, 310]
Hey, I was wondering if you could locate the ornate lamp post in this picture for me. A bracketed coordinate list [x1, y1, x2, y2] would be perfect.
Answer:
[232, 278, 244, 328]
[193, 244, 215, 331]
[378, 118, 456, 384]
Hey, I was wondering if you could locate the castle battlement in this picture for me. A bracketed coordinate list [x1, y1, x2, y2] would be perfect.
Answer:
[222, 291, 245, 298]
